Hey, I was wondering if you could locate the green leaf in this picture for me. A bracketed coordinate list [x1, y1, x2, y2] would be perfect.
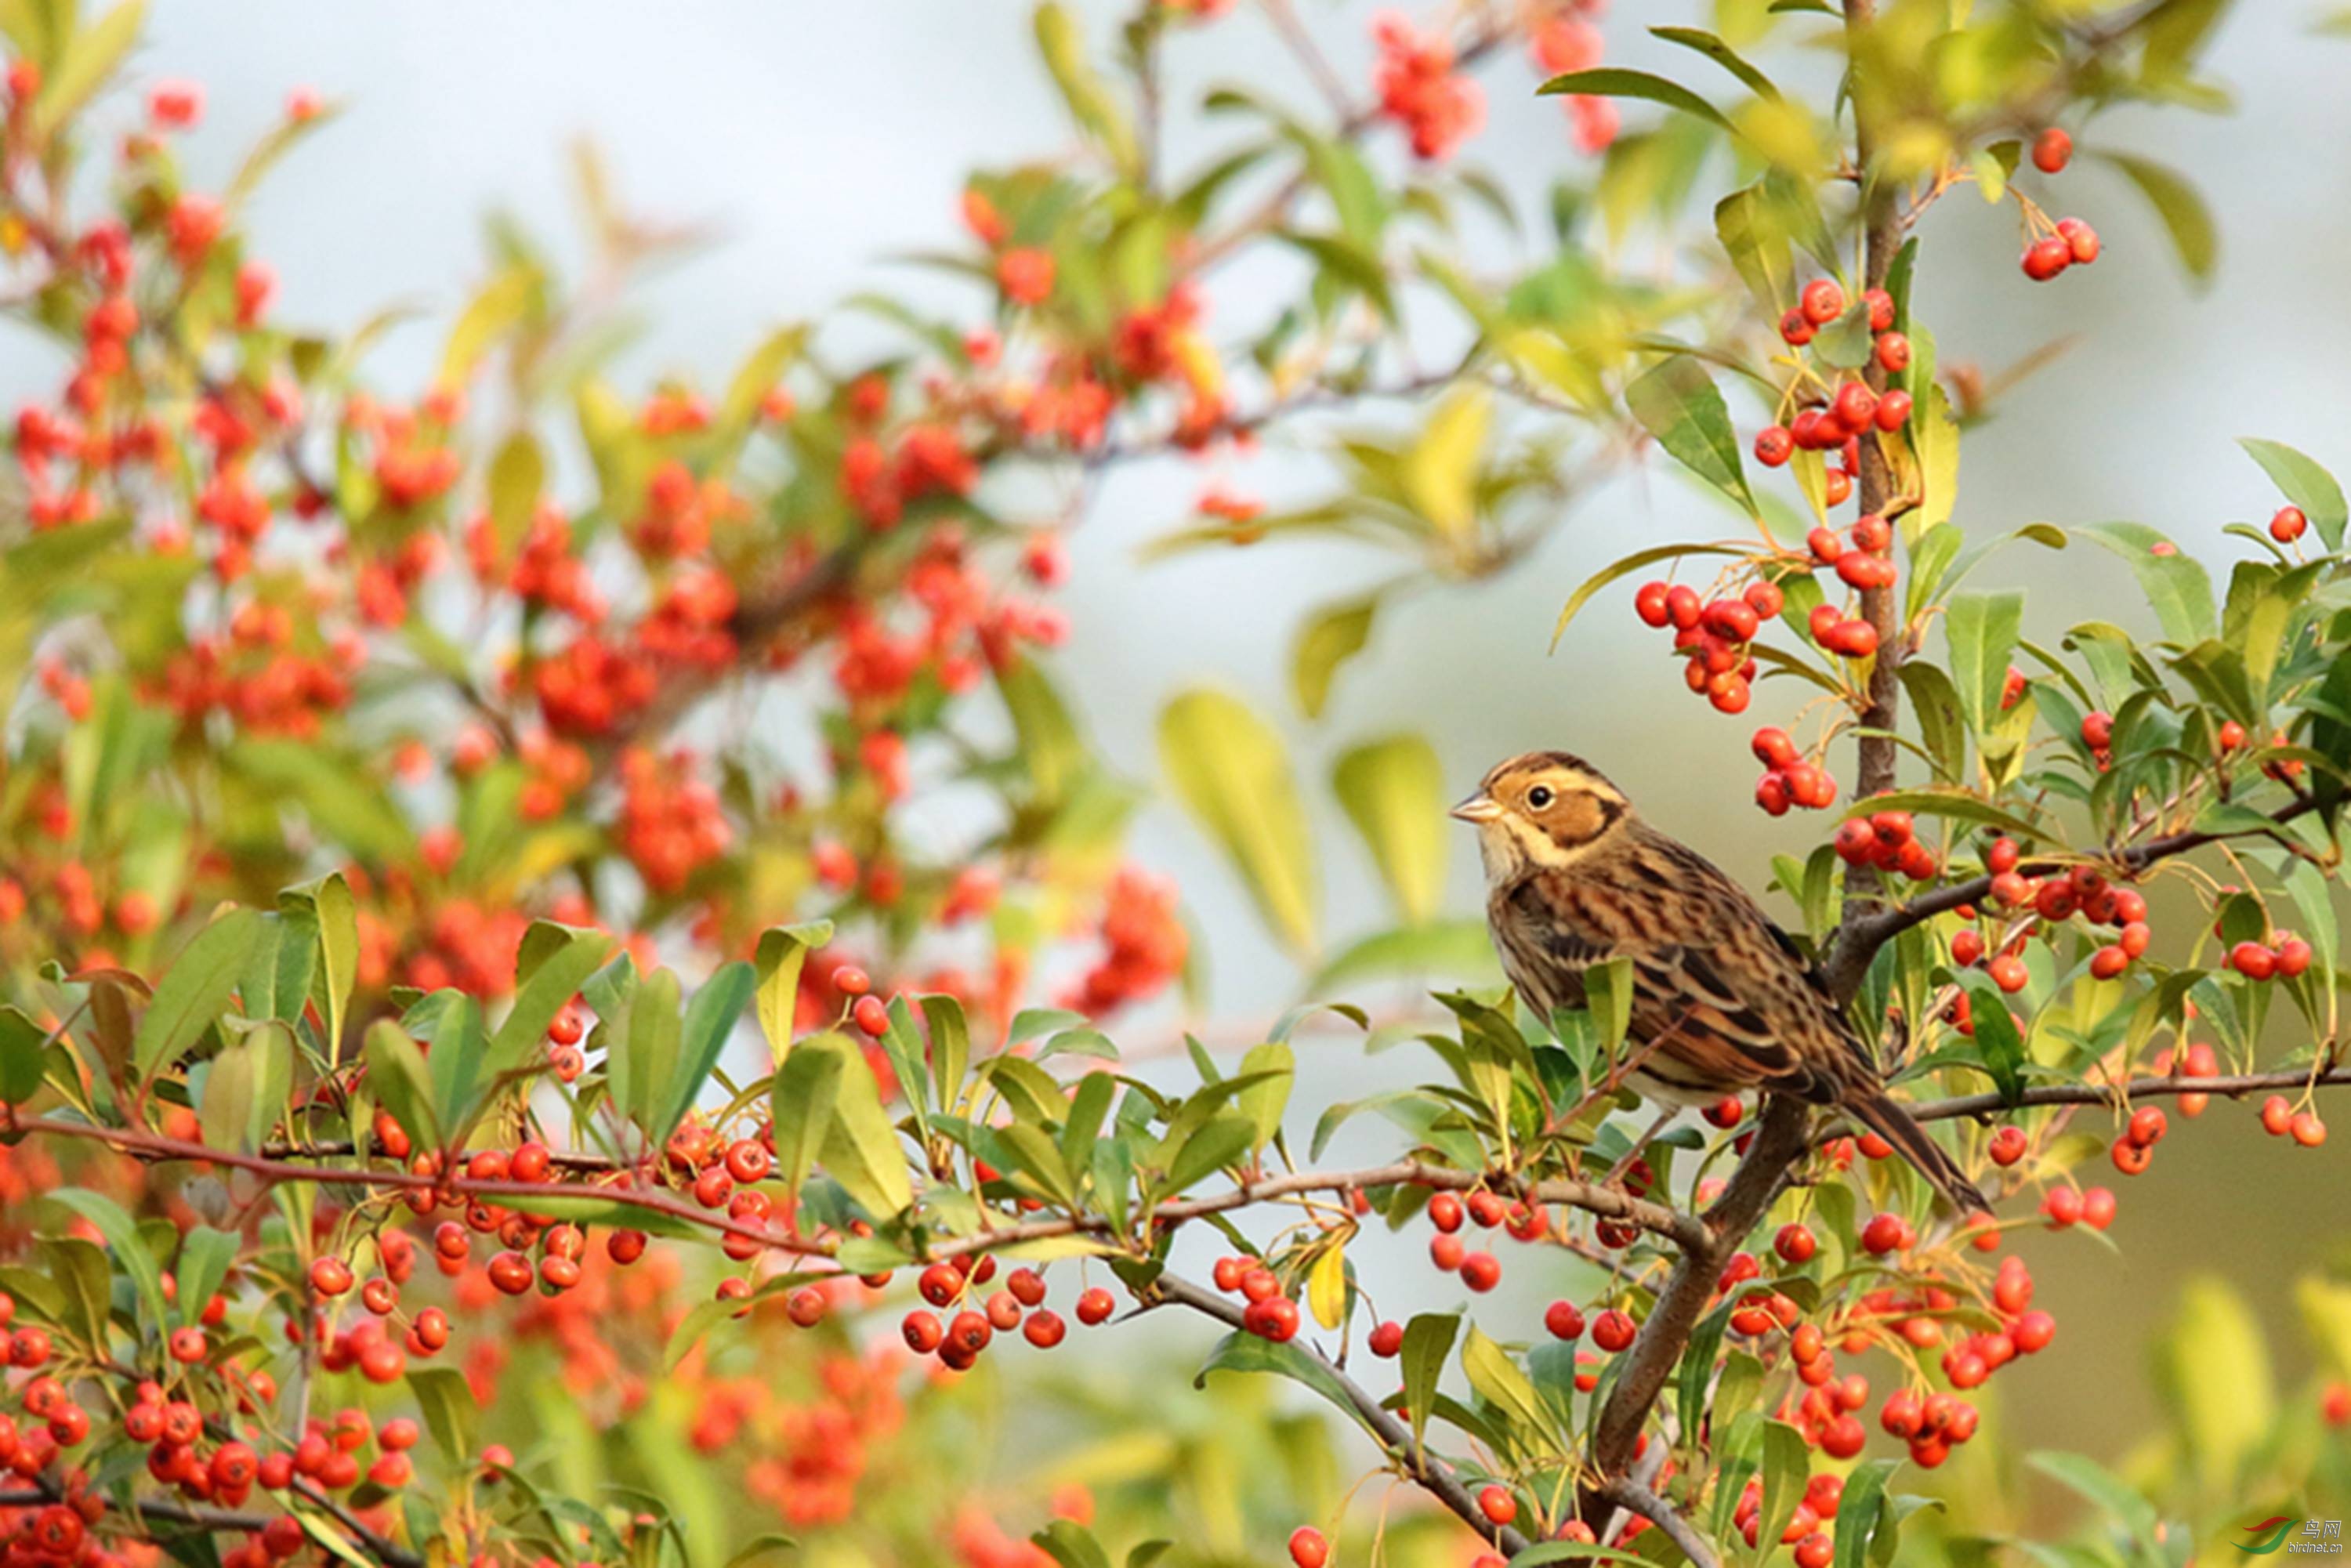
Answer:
[175, 1228, 237, 1327]
[133, 907, 265, 1080]
[49, 1188, 167, 1333]
[1461, 1324, 1549, 1444]
[1399, 1311, 1458, 1456]
[408, 1367, 479, 1465]
[1159, 689, 1319, 960]
[653, 961, 753, 1145]
[1650, 26, 1781, 101]
[1306, 920, 1499, 994]
[1292, 592, 1381, 719]
[1832, 1458, 1903, 1568]
[489, 925, 614, 1079]
[1625, 355, 1752, 512]
[0, 1006, 46, 1104]
[1584, 956, 1636, 1052]
[752, 921, 833, 1064]
[809, 1033, 911, 1219]
[1537, 67, 1733, 136]
[1194, 1332, 1382, 1443]
[771, 1030, 846, 1204]
[484, 433, 545, 569]
[1952, 970, 2027, 1103]
[921, 994, 971, 1114]
[2240, 436, 2347, 552]
[1759, 1419, 1811, 1557]
[1161, 1111, 1255, 1195]
[2024, 1452, 2157, 1555]
[1330, 735, 1447, 926]
[310, 873, 357, 1063]
[1030, 1520, 1112, 1568]
[2094, 151, 2216, 285]
[32, 0, 145, 139]
[364, 1019, 441, 1152]
[1033, 2, 1139, 178]
[1234, 1042, 1293, 1153]
[1403, 386, 1491, 543]
[1944, 590, 2025, 738]
[1552, 542, 1749, 646]
[2074, 521, 2215, 643]
[439, 265, 539, 391]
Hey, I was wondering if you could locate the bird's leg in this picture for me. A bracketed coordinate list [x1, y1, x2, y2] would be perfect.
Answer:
[1601, 1106, 1679, 1190]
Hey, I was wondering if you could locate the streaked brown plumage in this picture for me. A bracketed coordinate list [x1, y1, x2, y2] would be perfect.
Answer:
[1455, 750, 1987, 1213]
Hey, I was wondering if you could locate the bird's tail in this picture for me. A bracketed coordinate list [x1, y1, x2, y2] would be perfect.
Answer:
[1845, 1085, 1989, 1214]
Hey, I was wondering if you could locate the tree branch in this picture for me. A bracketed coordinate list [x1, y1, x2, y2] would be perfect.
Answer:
[1150, 1273, 1531, 1557]
[1904, 1065, 2351, 1126]
[1580, 1095, 1813, 1526]
[1597, 1477, 1721, 1568]
[1821, 794, 2325, 1001]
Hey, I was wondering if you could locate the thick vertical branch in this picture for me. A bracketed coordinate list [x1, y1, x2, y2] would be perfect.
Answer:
[1828, 0, 1911, 997]
[1578, 1096, 1813, 1522]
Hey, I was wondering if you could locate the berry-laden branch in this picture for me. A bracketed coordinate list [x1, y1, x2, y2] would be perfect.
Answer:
[1906, 1064, 2351, 1126]
[1821, 794, 2327, 1001]
[1597, 1477, 1719, 1568]
[1147, 1273, 1533, 1559]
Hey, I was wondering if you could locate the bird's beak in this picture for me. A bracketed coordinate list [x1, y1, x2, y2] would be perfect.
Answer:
[1450, 791, 1503, 825]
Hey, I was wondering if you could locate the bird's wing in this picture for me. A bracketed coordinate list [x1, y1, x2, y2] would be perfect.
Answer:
[1622, 941, 1805, 1086]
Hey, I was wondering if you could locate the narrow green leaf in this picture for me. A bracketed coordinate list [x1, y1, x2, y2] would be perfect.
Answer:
[1331, 735, 1448, 926]
[1944, 590, 2025, 737]
[1625, 356, 1752, 512]
[1292, 592, 1380, 719]
[2239, 436, 2347, 552]
[1538, 67, 1733, 135]
[133, 907, 265, 1080]
[1159, 689, 1319, 960]
[2094, 151, 2216, 285]
[753, 921, 833, 1064]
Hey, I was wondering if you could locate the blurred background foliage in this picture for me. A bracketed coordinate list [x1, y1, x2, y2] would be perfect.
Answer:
[3, 0, 2351, 1565]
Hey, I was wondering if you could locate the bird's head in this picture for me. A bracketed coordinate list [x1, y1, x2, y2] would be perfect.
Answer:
[1451, 751, 1632, 879]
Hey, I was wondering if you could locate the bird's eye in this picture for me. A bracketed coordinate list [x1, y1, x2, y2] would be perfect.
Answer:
[1527, 785, 1555, 809]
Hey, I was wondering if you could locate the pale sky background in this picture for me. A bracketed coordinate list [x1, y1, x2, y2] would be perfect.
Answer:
[49, 0, 2351, 1485]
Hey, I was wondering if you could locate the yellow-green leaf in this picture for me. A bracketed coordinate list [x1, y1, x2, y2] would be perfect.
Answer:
[1403, 386, 1489, 544]
[1330, 735, 1447, 926]
[1158, 689, 1319, 960]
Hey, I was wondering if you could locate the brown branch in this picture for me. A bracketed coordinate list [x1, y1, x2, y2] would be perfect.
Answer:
[1906, 1065, 2351, 1126]
[1580, 1095, 1812, 1529]
[15, 1114, 837, 1260]
[0, 1484, 419, 1568]
[1150, 1273, 1531, 1558]
[1821, 794, 2324, 1001]
[1597, 1477, 1720, 1568]
[925, 1158, 1709, 1262]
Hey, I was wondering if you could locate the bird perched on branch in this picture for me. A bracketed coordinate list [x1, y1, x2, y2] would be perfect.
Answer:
[1454, 750, 1987, 1213]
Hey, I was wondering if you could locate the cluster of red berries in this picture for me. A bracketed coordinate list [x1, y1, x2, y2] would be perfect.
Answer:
[1632, 577, 1782, 715]
[1757, 283, 1914, 473]
[1749, 726, 1842, 817]
[1733, 1469, 1849, 1565]
[1526, 4, 1617, 154]
[2259, 1095, 2330, 1148]
[1954, 840, 2154, 987]
[1371, 13, 1485, 161]
[899, 1258, 1105, 1368]
[1832, 807, 1939, 882]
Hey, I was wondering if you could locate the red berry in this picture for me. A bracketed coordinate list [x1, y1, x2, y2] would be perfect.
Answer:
[2230, 941, 2277, 981]
[1289, 1527, 1330, 1568]
[1545, 1301, 1585, 1341]
[1428, 1191, 1464, 1233]
[1875, 331, 1911, 373]
[1833, 381, 1878, 429]
[1860, 1213, 1908, 1256]
[1634, 581, 1672, 628]
[1864, 288, 1896, 331]
[1801, 279, 1845, 325]
[1477, 1484, 1518, 1526]
[1774, 1223, 1817, 1265]
[1023, 1309, 1067, 1348]
[1460, 1251, 1502, 1292]
[1755, 425, 1794, 466]
[2292, 1111, 2328, 1148]
[1368, 1320, 1404, 1357]
[1983, 1125, 2025, 1165]
[309, 1258, 354, 1298]
[2262, 1095, 2295, 1136]
[1075, 1287, 1115, 1325]
[2270, 505, 2308, 543]
[2023, 236, 2072, 281]
[2277, 937, 2313, 977]
[2032, 127, 2073, 173]
[1592, 1309, 1636, 1353]
[853, 994, 890, 1036]
[2057, 216, 2099, 264]
[1780, 308, 1816, 346]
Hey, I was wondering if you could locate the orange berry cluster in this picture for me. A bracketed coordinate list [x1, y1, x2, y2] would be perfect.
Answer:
[1632, 578, 1781, 715]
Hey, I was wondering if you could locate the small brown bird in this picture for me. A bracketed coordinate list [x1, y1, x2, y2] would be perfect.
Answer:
[1454, 750, 1987, 1213]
